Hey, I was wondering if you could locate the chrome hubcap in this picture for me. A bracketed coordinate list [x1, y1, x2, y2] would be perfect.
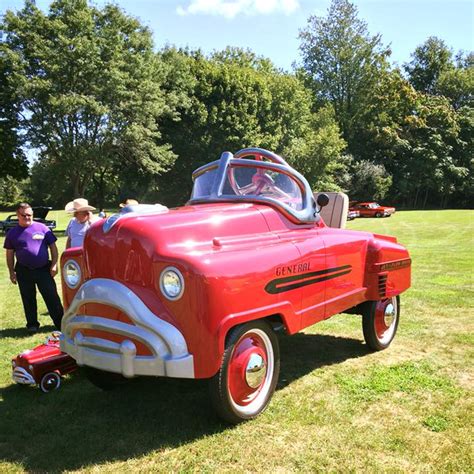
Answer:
[384, 303, 395, 327]
[245, 353, 267, 388]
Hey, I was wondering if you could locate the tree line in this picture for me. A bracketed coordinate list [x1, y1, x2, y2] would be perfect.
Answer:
[1, 0, 472, 210]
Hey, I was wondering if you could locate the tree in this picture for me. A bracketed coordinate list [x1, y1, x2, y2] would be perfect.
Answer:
[404, 37, 453, 94]
[437, 61, 474, 110]
[157, 48, 347, 205]
[299, 0, 391, 143]
[0, 176, 28, 208]
[0, 42, 28, 180]
[346, 159, 392, 202]
[283, 104, 347, 191]
[391, 94, 465, 208]
[2, 0, 175, 206]
[449, 105, 474, 207]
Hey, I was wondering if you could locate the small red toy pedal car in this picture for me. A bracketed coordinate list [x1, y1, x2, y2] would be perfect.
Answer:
[11, 331, 77, 392]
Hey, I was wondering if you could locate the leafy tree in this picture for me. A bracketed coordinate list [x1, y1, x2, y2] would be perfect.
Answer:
[0, 176, 28, 208]
[404, 36, 453, 94]
[391, 94, 465, 208]
[157, 48, 347, 205]
[2, 0, 175, 206]
[299, 0, 391, 143]
[449, 105, 474, 207]
[0, 43, 28, 180]
[348, 68, 418, 166]
[283, 104, 346, 191]
[437, 63, 474, 110]
[346, 159, 392, 202]
[28, 159, 72, 208]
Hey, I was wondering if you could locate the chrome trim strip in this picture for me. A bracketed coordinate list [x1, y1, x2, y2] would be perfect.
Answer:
[60, 278, 194, 378]
[12, 367, 36, 385]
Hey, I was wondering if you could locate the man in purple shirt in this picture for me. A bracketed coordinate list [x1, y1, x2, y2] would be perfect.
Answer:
[4, 202, 63, 332]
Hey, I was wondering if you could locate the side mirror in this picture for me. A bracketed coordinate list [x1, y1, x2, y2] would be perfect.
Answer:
[317, 193, 329, 208]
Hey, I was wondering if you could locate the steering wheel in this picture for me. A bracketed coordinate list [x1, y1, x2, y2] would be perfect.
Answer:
[229, 150, 294, 199]
[230, 167, 296, 199]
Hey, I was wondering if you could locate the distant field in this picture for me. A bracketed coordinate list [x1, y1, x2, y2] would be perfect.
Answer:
[0, 209, 473, 472]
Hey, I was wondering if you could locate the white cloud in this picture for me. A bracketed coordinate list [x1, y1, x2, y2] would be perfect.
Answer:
[177, 0, 300, 19]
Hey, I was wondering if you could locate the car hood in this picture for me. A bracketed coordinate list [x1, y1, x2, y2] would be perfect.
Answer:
[32, 206, 52, 219]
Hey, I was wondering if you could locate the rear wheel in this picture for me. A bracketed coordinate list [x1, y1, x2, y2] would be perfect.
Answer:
[83, 367, 129, 391]
[362, 296, 400, 350]
[209, 320, 280, 424]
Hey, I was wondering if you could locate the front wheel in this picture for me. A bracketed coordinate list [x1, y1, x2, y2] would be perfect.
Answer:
[209, 321, 280, 424]
[362, 296, 400, 351]
[40, 372, 61, 392]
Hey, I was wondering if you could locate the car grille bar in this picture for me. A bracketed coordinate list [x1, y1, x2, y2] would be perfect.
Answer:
[60, 278, 194, 379]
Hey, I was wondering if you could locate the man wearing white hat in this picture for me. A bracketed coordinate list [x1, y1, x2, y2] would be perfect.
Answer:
[64, 198, 99, 248]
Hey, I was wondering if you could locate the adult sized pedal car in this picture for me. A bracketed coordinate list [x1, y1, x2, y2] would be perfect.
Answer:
[59, 147, 411, 423]
[11, 332, 77, 392]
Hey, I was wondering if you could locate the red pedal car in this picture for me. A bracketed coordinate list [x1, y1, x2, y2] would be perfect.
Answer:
[60, 148, 411, 423]
[12, 332, 77, 392]
[350, 201, 396, 218]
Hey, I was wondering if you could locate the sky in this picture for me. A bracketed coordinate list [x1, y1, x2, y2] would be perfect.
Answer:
[1, 0, 473, 70]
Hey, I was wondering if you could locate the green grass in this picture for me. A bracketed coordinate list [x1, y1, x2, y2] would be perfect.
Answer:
[0, 210, 473, 472]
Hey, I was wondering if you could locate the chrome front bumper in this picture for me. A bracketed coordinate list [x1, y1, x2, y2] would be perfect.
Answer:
[60, 278, 194, 379]
[12, 367, 36, 385]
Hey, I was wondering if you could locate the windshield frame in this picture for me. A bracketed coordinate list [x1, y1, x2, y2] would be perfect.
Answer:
[189, 148, 318, 224]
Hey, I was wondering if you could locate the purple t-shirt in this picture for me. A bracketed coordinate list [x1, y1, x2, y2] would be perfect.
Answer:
[4, 222, 57, 269]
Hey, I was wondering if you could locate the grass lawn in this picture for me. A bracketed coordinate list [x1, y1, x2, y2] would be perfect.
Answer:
[0, 209, 473, 472]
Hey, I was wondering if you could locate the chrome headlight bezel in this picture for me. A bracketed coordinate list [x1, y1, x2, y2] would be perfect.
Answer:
[63, 259, 82, 289]
[159, 266, 185, 301]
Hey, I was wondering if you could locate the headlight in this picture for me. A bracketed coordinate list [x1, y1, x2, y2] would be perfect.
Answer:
[63, 259, 81, 289]
[159, 266, 184, 300]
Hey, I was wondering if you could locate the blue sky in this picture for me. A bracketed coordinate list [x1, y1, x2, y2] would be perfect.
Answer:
[1, 0, 473, 70]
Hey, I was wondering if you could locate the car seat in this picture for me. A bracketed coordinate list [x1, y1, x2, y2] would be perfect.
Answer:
[313, 192, 349, 229]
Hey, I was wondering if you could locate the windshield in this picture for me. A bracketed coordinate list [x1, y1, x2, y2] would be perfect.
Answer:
[224, 165, 303, 211]
[191, 166, 219, 200]
[192, 164, 304, 211]
[368, 203, 380, 209]
[189, 148, 317, 224]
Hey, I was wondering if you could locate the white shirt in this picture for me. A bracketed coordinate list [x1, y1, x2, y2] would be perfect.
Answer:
[66, 217, 99, 248]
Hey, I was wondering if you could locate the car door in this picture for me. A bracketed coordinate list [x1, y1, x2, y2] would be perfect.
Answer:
[291, 226, 328, 329]
[319, 227, 368, 317]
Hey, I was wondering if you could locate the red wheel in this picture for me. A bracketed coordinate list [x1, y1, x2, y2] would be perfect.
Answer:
[40, 372, 61, 393]
[362, 296, 400, 351]
[210, 321, 280, 424]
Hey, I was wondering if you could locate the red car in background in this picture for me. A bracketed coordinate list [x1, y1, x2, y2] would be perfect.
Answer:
[350, 202, 396, 218]
[347, 209, 360, 220]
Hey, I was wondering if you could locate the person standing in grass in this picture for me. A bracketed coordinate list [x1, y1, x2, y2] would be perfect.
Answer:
[64, 198, 99, 249]
[4, 202, 63, 333]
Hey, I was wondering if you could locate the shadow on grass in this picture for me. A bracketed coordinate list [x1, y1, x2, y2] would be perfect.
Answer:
[0, 332, 368, 471]
[0, 324, 57, 339]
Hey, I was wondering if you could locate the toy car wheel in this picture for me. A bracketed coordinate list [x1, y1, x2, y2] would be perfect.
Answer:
[83, 367, 129, 391]
[362, 296, 400, 351]
[40, 372, 61, 393]
[375, 212, 383, 217]
[209, 320, 280, 424]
